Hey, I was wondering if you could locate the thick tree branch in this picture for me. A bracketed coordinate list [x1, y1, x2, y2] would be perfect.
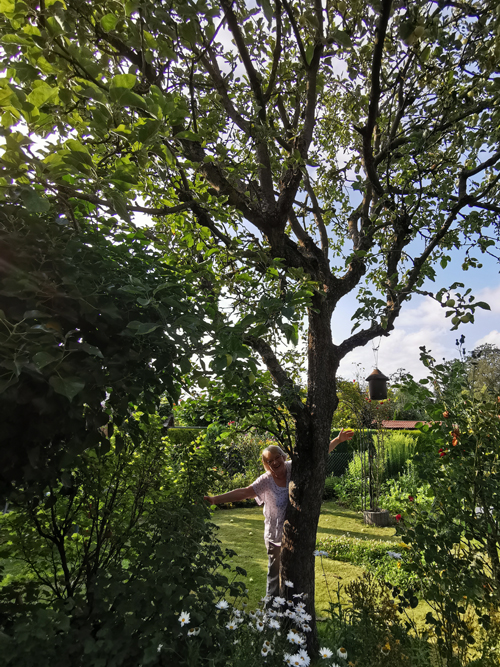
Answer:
[402, 204, 466, 298]
[219, 0, 266, 120]
[362, 0, 393, 197]
[458, 149, 500, 199]
[244, 335, 305, 415]
[303, 171, 328, 259]
[288, 208, 310, 245]
[198, 46, 251, 134]
[264, 0, 283, 102]
[281, 0, 307, 65]
[334, 323, 391, 361]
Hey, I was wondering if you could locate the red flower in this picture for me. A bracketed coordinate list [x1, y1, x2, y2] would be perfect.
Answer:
[440, 451, 446, 457]
[408, 496, 414, 502]
[228, 421, 236, 425]
[395, 514, 402, 522]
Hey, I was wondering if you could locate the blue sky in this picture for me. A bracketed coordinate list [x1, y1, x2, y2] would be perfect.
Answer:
[335, 249, 500, 381]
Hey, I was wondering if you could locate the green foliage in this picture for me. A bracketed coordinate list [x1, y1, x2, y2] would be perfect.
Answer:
[2, 0, 500, 637]
[316, 533, 398, 567]
[379, 469, 433, 516]
[323, 475, 337, 501]
[0, 207, 208, 497]
[396, 346, 500, 666]
[324, 572, 429, 667]
[384, 433, 419, 479]
[0, 426, 245, 667]
[165, 427, 207, 446]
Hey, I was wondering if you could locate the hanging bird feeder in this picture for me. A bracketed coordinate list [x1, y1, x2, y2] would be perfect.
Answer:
[366, 368, 389, 401]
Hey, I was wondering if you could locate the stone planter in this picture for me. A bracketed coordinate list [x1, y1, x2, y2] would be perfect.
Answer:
[363, 509, 390, 527]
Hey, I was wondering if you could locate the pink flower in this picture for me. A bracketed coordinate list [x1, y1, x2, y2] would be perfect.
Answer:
[408, 496, 414, 502]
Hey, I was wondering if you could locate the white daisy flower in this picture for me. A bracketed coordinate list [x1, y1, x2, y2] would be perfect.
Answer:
[178, 611, 190, 626]
[248, 610, 257, 619]
[287, 630, 305, 646]
[313, 550, 328, 557]
[299, 611, 312, 622]
[215, 600, 229, 610]
[256, 620, 265, 632]
[187, 627, 200, 637]
[273, 596, 286, 607]
[295, 602, 306, 610]
[285, 580, 294, 588]
[284, 654, 293, 665]
[301, 623, 312, 633]
[225, 619, 238, 630]
[290, 654, 304, 666]
[298, 648, 310, 666]
[233, 609, 242, 617]
[293, 592, 305, 598]
[319, 647, 333, 659]
[337, 647, 348, 659]
[261, 646, 270, 657]
[157, 644, 163, 652]
[268, 618, 280, 630]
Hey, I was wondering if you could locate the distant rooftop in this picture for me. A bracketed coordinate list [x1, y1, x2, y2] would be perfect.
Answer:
[379, 420, 428, 429]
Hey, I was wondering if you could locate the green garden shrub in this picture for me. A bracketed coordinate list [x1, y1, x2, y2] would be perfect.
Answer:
[0, 429, 244, 666]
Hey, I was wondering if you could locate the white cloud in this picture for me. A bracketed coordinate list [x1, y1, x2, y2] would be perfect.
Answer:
[338, 295, 465, 381]
[475, 285, 500, 314]
[473, 330, 500, 347]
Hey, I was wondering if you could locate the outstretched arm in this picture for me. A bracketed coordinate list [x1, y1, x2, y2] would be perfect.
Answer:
[329, 428, 354, 453]
[204, 485, 257, 505]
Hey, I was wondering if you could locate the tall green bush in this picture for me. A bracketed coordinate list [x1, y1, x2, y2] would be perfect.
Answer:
[0, 428, 244, 666]
[396, 346, 500, 666]
[383, 432, 418, 479]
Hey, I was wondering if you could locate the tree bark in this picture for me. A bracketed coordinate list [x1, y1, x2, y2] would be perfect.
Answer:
[280, 300, 338, 648]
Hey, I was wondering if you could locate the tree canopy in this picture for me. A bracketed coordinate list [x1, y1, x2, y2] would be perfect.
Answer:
[1, 0, 500, 641]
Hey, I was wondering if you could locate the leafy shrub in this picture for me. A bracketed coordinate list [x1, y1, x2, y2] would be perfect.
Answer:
[0, 428, 243, 666]
[383, 432, 418, 479]
[323, 475, 337, 500]
[324, 571, 430, 667]
[378, 466, 433, 516]
[329, 454, 367, 509]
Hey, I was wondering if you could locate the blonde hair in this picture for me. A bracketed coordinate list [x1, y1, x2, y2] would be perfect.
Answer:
[261, 445, 287, 472]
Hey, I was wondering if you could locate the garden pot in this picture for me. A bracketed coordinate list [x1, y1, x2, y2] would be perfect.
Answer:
[363, 509, 390, 527]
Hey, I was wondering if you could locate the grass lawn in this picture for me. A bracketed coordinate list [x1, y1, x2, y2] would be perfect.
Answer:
[211, 500, 430, 630]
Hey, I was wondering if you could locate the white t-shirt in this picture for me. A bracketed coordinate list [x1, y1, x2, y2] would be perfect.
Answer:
[251, 460, 292, 546]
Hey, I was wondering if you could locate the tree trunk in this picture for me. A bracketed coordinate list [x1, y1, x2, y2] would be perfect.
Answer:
[280, 304, 338, 649]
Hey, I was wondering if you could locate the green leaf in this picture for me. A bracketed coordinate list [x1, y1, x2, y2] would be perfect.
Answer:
[110, 74, 137, 90]
[20, 187, 50, 213]
[305, 43, 315, 66]
[126, 321, 161, 335]
[33, 351, 58, 368]
[137, 119, 161, 143]
[109, 190, 130, 221]
[0, 0, 15, 14]
[330, 29, 353, 49]
[80, 342, 104, 358]
[27, 82, 58, 108]
[110, 87, 148, 110]
[174, 129, 200, 141]
[49, 376, 85, 402]
[101, 13, 118, 32]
